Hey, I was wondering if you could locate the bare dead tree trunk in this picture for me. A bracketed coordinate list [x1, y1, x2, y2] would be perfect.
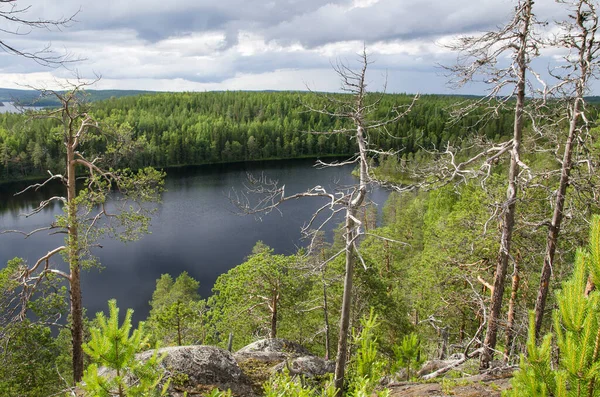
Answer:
[480, 0, 532, 369]
[534, 103, 579, 336]
[334, 118, 368, 393]
[233, 49, 415, 395]
[334, 214, 356, 392]
[504, 261, 520, 364]
[534, 0, 599, 338]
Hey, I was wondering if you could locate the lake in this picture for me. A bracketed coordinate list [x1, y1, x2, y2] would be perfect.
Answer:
[0, 159, 390, 323]
[0, 102, 45, 113]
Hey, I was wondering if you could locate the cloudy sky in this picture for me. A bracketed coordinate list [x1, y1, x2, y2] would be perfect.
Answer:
[0, 0, 586, 94]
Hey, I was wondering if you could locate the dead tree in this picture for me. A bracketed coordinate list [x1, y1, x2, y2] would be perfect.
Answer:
[234, 49, 415, 394]
[0, 83, 164, 383]
[0, 0, 78, 66]
[444, 0, 542, 369]
[533, 0, 600, 337]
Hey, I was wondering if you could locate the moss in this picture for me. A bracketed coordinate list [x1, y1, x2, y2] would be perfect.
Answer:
[237, 358, 273, 395]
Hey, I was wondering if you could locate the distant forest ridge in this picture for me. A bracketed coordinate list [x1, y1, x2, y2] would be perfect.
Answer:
[0, 89, 598, 182]
[0, 87, 487, 107]
[0, 88, 158, 106]
[3, 87, 600, 106]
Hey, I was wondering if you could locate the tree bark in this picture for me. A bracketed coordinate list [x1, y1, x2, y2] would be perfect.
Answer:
[533, 105, 578, 337]
[323, 279, 331, 360]
[504, 262, 520, 363]
[334, 210, 357, 394]
[270, 293, 277, 339]
[67, 130, 84, 382]
[534, 0, 592, 335]
[334, 119, 368, 394]
[480, 0, 531, 369]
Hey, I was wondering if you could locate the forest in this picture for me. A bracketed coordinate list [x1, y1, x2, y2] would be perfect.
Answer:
[0, 90, 516, 182]
[2, 0, 600, 396]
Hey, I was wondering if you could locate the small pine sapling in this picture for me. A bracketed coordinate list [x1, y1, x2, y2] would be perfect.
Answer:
[392, 333, 424, 380]
[347, 308, 390, 397]
[81, 299, 169, 397]
[506, 215, 600, 396]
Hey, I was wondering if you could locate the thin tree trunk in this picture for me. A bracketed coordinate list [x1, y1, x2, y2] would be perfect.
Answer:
[480, 1, 530, 368]
[67, 135, 84, 382]
[323, 278, 331, 360]
[534, 88, 585, 338]
[504, 262, 520, 363]
[177, 303, 182, 346]
[334, 119, 368, 394]
[334, 211, 356, 394]
[270, 294, 277, 339]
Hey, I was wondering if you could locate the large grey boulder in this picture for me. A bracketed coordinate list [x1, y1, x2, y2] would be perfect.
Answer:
[271, 356, 335, 378]
[137, 345, 256, 396]
[234, 339, 334, 384]
[234, 338, 312, 363]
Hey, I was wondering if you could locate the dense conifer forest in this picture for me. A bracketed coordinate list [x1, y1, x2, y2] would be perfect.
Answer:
[0, 91, 517, 181]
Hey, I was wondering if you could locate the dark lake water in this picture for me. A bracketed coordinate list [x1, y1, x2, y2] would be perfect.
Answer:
[0, 159, 390, 323]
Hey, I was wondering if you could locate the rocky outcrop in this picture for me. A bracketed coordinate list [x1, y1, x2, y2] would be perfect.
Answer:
[271, 356, 335, 378]
[234, 338, 312, 363]
[233, 338, 335, 389]
[137, 345, 256, 397]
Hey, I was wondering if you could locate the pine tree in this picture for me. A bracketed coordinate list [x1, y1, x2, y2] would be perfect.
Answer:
[81, 299, 168, 397]
[506, 215, 600, 396]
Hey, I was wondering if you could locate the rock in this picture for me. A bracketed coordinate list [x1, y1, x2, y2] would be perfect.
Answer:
[234, 338, 312, 363]
[416, 359, 456, 377]
[271, 356, 335, 378]
[137, 345, 256, 397]
[234, 339, 323, 394]
[387, 368, 408, 383]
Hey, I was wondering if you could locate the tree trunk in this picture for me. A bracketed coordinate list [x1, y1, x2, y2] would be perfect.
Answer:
[534, 91, 584, 338]
[333, 211, 356, 394]
[480, 1, 530, 368]
[270, 294, 277, 339]
[67, 136, 84, 383]
[334, 120, 368, 394]
[177, 303, 183, 346]
[323, 279, 331, 360]
[504, 262, 520, 363]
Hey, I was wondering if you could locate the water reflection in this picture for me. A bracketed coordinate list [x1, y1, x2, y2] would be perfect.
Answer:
[0, 159, 390, 323]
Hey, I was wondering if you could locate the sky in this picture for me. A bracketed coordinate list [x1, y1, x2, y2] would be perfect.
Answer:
[0, 0, 589, 95]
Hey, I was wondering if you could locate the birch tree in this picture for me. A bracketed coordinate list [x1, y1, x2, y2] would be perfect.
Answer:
[0, 84, 164, 383]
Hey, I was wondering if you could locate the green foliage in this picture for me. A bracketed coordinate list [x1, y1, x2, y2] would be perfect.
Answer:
[351, 308, 384, 381]
[347, 309, 389, 396]
[209, 242, 309, 349]
[147, 272, 206, 346]
[81, 299, 168, 397]
[205, 389, 233, 397]
[263, 370, 338, 397]
[262, 309, 391, 397]
[0, 320, 62, 397]
[0, 91, 518, 181]
[506, 215, 600, 396]
[392, 333, 424, 379]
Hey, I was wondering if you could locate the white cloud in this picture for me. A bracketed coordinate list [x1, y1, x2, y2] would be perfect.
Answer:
[0, 0, 595, 95]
